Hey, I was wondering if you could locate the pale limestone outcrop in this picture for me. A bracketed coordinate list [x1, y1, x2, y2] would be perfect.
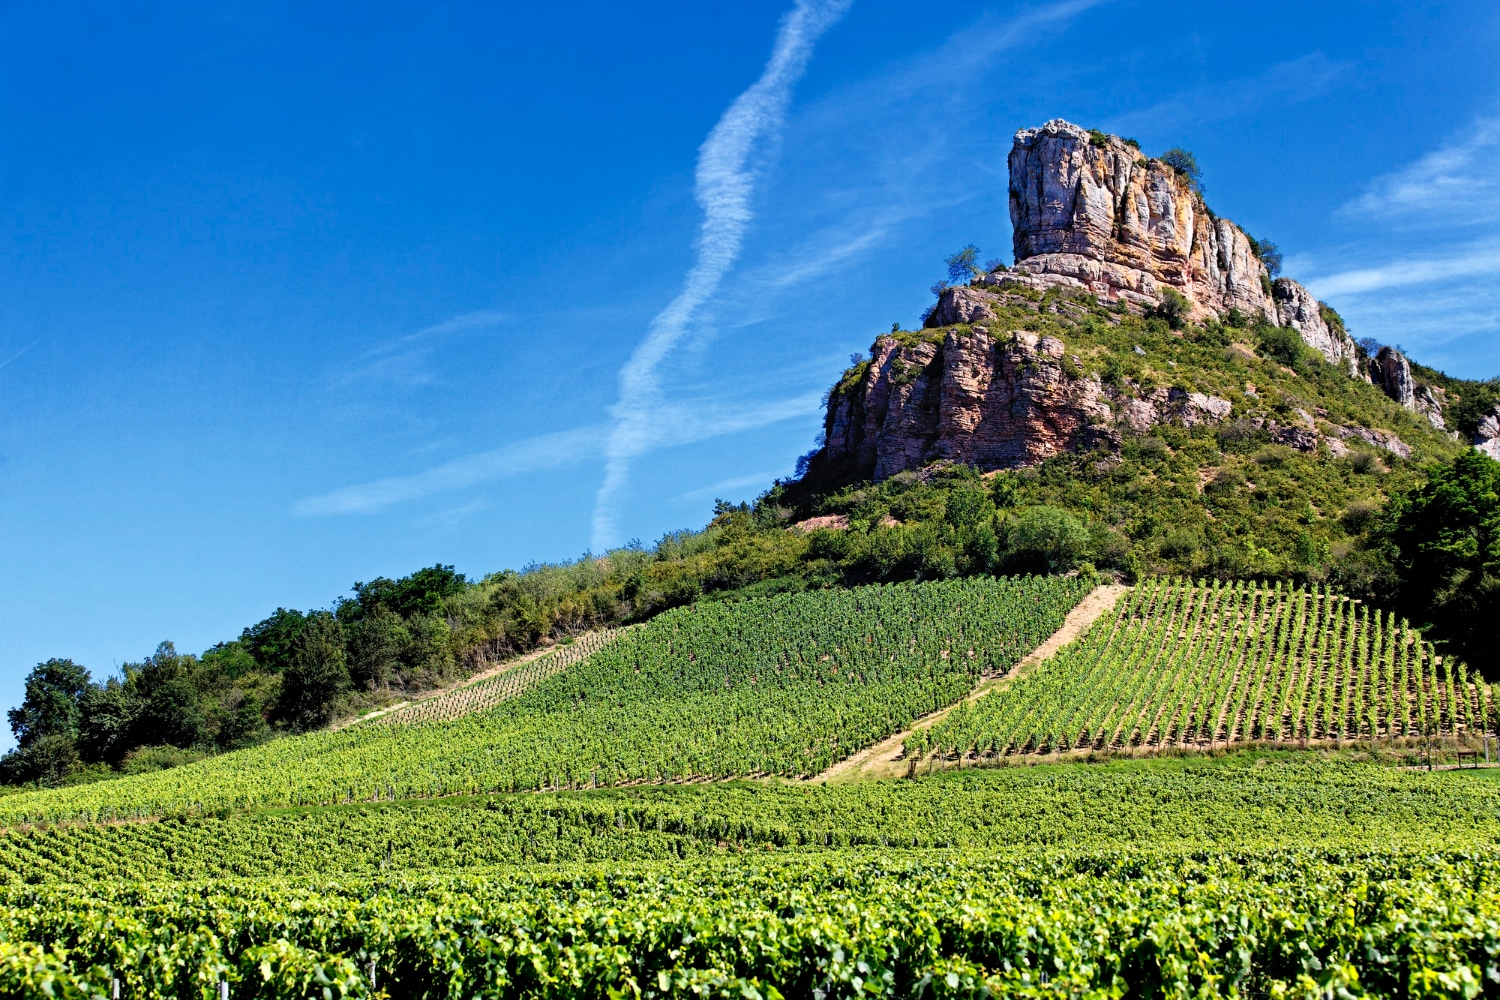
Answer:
[1008, 119, 1273, 320]
[1006, 119, 1358, 370]
[1474, 404, 1500, 460]
[1368, 346, 1447, 430]
[926, 285, 1001, 327]
[1330, 424, 1413, 460]
[1271, 279, 1359, 376]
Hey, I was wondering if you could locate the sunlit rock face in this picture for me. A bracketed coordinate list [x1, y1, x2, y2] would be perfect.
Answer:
[1006, 119, 1357, 370]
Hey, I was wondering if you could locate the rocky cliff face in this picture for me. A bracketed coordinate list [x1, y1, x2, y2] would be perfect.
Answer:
[1005, 119, 1358, 373]
[817, 315, 1233, 482]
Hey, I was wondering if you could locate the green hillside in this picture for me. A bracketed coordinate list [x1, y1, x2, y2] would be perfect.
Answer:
[0, 576, 1087, 826]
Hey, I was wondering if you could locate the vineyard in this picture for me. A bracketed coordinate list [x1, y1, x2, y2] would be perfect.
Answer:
[5, 843, 1500, 998]
[370, 629, 623, 726]
[0, 576, 1090, 826]
[0, 755, 1495, 884]
[908, 577, 1496, 760]
[4, 573, 1500, 998]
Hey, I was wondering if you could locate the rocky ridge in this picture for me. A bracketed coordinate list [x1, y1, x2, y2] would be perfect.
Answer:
[807, 119, 1474, 484]
[821, 322, 1246, 483]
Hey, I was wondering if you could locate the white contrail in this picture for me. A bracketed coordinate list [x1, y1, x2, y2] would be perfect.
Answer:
[590, 0, 851, 552]
[0, 339, 40, 371]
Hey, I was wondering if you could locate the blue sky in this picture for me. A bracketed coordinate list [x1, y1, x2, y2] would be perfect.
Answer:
[2, 0, 1498, 737]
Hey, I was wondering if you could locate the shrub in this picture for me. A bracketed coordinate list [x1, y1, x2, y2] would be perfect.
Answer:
[1258, 324, 1312, 370]
[1340, 499, 1382, 534]
[1151, 289, 1190, 329]
[1319, 302, 1347, 336]
[1218, 420, 1271, 454]
[1252, 444, 1296, 468]
[1160, 526, 1203, 559]
[1351, 451, 1386, 475]
[1088, 129, 1109, 148]
[1002, 505, 1091, 574]
[1205, 468, 1246, 495]
[1159, 148, 1201, 188]
[1135, 436, 1173, 462]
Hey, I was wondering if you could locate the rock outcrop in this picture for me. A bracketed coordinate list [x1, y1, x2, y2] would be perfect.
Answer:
[817, 325, 1233, 482]
[1474, 404, 1500, 460]
[1270, 279, 1359, 376]
[1005, 119, 1358, 370]
[1368, 346, 1447, 430]
[804, 117, 1461, 486]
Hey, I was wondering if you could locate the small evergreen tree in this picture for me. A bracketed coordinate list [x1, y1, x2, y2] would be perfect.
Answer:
[944, 245, 981, 284]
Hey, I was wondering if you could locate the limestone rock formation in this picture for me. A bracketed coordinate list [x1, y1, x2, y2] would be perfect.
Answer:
[1005, 119, 1358, 370]
[1329, 424, 1413, 459]
[1271, 279, 1359, 376]
[816, 325, 1233, 482]
[805, 117, 1458, 486]
[1368, 346, 1447, 430]
[925, 285, 1001, 327]
[1474, 404, 1500, 460]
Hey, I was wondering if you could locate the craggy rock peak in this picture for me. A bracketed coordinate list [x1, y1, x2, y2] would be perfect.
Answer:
[805, 117, 1474, 484]
[1004, 119, 1358, 374]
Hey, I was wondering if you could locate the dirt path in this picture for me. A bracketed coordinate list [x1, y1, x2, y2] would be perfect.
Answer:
[815, 584, 1129, 783]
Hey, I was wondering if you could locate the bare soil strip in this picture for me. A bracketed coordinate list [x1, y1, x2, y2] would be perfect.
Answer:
[332, 634, 603, 730]
[815, 584, 1129, 783]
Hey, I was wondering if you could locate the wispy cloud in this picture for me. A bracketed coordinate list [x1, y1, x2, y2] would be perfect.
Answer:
[1106, 52, 1350, 137]
[590, 0, 852, 551]
[1298, 111, 1500, 374]
[677, 471, 784, 504]
[414, 498, 495, 531]
[294, 424, 607, 516]
[294, 391, 817, 518]
[1304, 241, 1500, 298]
[720, 0, 1107, 313]
[1342, 117, 1500, 224]
[331, 310, 510, 390]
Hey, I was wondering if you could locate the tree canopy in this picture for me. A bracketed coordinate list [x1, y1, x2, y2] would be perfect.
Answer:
[1387, 450, 1500, 673]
